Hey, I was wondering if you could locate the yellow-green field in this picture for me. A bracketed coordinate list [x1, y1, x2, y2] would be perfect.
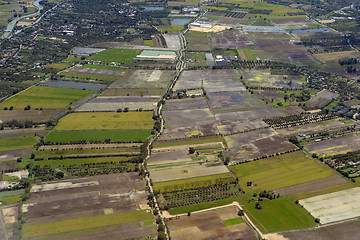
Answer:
[54, 112, 154, 130]
[230, 151, 336, 192]
[0, 86, 96, 109]
[23, 210, 153, 239]
[0, 136, 37, 151]
[45, 63, 70, 70]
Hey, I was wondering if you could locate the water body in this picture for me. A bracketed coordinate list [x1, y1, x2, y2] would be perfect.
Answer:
[171, 18, 192, 25]
[2, 0, 43, 39]
[40, 80, 106, 91]
[291, 28, 331, 33]
[142, 7, 164, 11]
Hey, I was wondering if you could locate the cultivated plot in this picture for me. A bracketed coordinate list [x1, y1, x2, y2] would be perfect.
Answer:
[40, 80, 106, 91]
[160, 108, 219, 140]
[306, 89, 339, 108]
[0, 109, 62, 122]
[54, 112, 154, 131]
[165, 98, 208, 111]
[225, 128, 296, 162]
[168, 206, 257, 240]
[299, 187, 360, 224]
[0, 86, 96, 109]
[22, 173, 156, 240]
[76, 96, 158, 111]
[304, 134, 360, 157]
[230, 151, 336, 192]
[212, 29, 255, 49]
[163, 34, 182, 50]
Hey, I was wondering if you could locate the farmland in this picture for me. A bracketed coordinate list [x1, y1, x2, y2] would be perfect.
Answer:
[0, 109, 62, 122]
[22, 173, 156, 240]
[229, 151, 336, 192]
[0, 86, 96, 109]
[45, 130, 152, 144]
[88, 48, 141, 65]
[244, 197, 315, 232]
[54, 112, 154, 131]
[167, 206, 257, 240]
[0, 136, 37, 151]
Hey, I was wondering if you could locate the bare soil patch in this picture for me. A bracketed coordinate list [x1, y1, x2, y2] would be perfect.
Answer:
[0, 149, 31, 161]
[306, 89, 339, 108]
[39, 143, 141, 151]
[313, 50, 360, 62]
[212, 29, 254, 49]
[101, 88, 164, 96]
[0, 109, 62, 122]
[274, 175, 349, 196]
[62, 67, 125, 78]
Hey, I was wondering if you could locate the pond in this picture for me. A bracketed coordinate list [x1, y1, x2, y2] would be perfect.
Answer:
[171, 18, 192, 25]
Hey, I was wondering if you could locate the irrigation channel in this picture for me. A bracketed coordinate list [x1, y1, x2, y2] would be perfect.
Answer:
[140, 9, 206, 240]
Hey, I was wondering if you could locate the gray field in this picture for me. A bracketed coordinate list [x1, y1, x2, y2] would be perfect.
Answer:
[165, 98, 209, 111]
[164, 34, 182, 50]
[40, 80, 106, 91]
[306, 89, 339, 108]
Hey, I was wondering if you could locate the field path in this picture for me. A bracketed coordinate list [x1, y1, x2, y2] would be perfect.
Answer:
[163, 201, 265, 239]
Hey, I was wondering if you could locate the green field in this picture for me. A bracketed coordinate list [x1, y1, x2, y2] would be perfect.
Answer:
[0, 195, 22, 205]
[223, 217, 245, 226]
[153, 173, 235, 193]
[0, 86, 96, 109]
[158, 25, 184, 33]
[243, 198, 315, 232]
[46, 130, 152, 144]
[0, 136, 37, 151]
[82, 64, 126, 71]
[229, 151, 336, 192]
[89, 49, 141, 65]
[46, 63, 70, 70]
[35, 147, 139, 159]
[153, 137, 224, 148]
[23, 210, 153, 238]
[54, 112, 154, 131]
[19, 156, 133, 169]
[144, 40, 154, 47]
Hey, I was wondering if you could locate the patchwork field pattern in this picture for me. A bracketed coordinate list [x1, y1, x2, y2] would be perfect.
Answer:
[168, 206, 257, 240]
[299, 187, 360, 224]
[22, 173, 155, 240]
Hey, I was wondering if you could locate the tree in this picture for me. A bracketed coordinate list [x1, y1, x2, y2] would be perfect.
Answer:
[189, 147, 195, 154]
[255, 202, 262, 209]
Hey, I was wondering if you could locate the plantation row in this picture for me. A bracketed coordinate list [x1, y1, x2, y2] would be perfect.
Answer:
[160, 184, 241, 210]
[61, 162, 138, 177]
[224, 11, 246, 18]
[263, 114, 336, 128]
[298, 36, 349, 48]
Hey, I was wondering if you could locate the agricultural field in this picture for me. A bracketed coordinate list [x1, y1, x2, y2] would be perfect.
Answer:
[185, 51, 207, 67]
[160, 108, 219, 140]
[225, 128, 296, 162]
[306, 89, 339, 108]
[22, 173, 156, 240]
[299, 187, 360, 224]
[167, 206, 257, 240]
[0, 148, 32, 161]
[244, 197, 315, 233]
[88, 48, 141, 65]
[164, 98, 208, 111]
[108, 69, 174, 90]
[0, 136, 37, 152]
[60, 66, 125, 81]
[243, 69, 304, 89]
[276, 221, 360, 240]
[0, 109, 62, 122]
[185, 31, 211, 51]
[0, 205, 19, 240]
[212, 29, 254, 49]
[304, 134, 360, 157]
[101, 88, 164, 97]
[313, 50, 360, 62]
[229, 151, 336, 193]
[76, 96, 158, 112]
[45, 63, 70, 70]
[54, 112, 154, 131]
[163, 34, 182, 50]
[0, 86, 96, 109]
[45, 130, 151, 144]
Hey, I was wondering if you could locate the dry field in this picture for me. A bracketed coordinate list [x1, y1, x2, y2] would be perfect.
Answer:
[276, 119, 352, 136]
[165, 98, 209, 111]
[39, 143, 141, 151]
[160, 108, 219, 140]
[0, 205, 19, 240]
[304, 134, 360, 156]
[22, 173, 155, 240]
[149, 150, 193, 166]
[0, 148, 32, 161]
[225, 128, 296, 162]
[101, 88, 164, 96]
[189, 24, 233, 33]
[76, 96, 158, 111]
[313, 50, 360, 62]
[163, 34, 182, 50]
[306, 89, 339, 108]
[62, 66, 125, 78]
[299, 187, 360, 224]
[167, 206, 257, 240]
[149, 164, 230, 183]
[0, 109, 62, 122]
[212, 29, 254, 49]
[274, 175, 349, 196]
[244, 69, 303, 89]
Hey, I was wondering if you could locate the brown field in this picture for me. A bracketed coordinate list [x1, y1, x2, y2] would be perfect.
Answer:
[167, 206, 258, 240]
[212, 29, 254, 49]
[22, 173, 155, 240]
[0, 161, 16, 171]
[62, 66, 125, 78]
[306, 89, 339, 108]
[0, 205, 19, 240]
[39, 143, 142, 151]
[274, 175, 349, 196]
[225, 128, 296, 162]
[0, 148, 32, 161]
[101, 88, 164, 96]
[276, 119, 352, 137]
[186, 31, 211, 51]
[160, 108, 219, 140]
[313, 50, 360, 62]
[0, 127, 45, 139]
[0, 109, 62, 122]
[304, 134, 360, 156]
[274, 221, 360, 240]
[165, 98, 209, 111]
